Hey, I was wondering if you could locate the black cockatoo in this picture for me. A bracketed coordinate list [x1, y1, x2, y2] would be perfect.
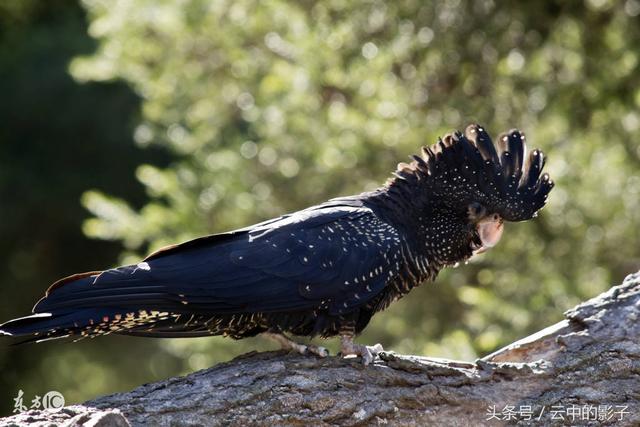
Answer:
[1, 124, 553, 364]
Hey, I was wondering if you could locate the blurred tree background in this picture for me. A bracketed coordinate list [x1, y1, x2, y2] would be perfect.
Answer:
[2, 0, 640, 415]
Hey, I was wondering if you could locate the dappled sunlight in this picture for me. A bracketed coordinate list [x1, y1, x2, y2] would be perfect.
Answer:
[2, 0, 640, 413]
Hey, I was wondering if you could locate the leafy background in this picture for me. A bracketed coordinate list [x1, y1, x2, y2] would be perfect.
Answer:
[1, 0, 639, 414]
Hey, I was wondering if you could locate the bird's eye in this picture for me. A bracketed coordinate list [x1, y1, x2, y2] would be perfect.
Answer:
[468, 202, 485, 219]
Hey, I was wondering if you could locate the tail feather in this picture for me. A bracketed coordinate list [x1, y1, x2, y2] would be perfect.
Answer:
[1, 309, 114, 342]
[0, 306, 203, 343]
[1, 266, 204, 341]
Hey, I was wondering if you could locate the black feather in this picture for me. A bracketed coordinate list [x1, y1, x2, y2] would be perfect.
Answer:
[2, 205, 406, 340]
[1, 124, 553, 344]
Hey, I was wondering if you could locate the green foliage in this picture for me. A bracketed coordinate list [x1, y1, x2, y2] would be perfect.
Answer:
[75, 0, 640, 358]
[3, 0, 640, 411]
[0, 0, 169, 414]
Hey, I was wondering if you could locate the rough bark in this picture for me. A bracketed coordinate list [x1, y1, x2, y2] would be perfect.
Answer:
[2, 272, 640, 427]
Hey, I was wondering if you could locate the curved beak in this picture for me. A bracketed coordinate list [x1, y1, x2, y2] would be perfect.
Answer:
[474, 215, 504, 254]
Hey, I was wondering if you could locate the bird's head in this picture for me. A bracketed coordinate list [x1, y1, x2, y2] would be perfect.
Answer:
[386, 124, 554, 266]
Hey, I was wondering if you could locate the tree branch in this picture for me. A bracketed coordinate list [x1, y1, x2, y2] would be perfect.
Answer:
[3, 272, 640, 426]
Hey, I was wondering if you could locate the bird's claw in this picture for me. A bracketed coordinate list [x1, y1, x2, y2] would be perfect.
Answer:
[290, 343, 329, 358]
[304, 344, 330, 358]
[356, 343, 384, 365]
[263, 332, 328, 358]
[340, 336, 384, 365]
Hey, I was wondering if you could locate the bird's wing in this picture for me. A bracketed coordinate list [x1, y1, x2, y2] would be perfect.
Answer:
[33, 205, 403, 317]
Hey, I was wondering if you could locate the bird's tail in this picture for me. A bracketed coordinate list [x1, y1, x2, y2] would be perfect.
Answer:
[0, 308, 138, 343]
[0, 267, 214, 343]
[0, 303, 216, 344]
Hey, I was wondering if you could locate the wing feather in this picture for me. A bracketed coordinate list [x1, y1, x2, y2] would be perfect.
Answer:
[33, 205, 401, 320]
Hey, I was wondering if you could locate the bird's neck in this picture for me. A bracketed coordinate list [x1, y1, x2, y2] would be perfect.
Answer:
[364, 186, 469, 272]
[362, 187, 428, 239]
[363, 187, 444, 277]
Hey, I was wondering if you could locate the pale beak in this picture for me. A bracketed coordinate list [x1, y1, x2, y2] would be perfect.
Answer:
[474, 215, 504, 254]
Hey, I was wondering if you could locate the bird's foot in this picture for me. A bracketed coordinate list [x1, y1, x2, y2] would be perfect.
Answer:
[340, 335, 384, 365]
[263, 332, 329, 358]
